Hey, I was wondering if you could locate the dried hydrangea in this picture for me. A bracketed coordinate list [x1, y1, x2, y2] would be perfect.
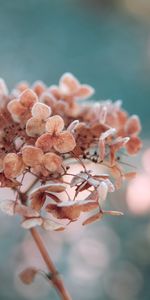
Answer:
[0, 73, 142, 300]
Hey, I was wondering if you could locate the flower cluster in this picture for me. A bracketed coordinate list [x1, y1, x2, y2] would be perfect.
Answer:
[0, 73, 142, 231]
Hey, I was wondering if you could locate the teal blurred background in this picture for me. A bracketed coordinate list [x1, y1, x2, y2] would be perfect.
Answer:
[0, 1, 150, 299]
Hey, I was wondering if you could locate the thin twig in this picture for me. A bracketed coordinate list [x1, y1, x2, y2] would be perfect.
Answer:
[30, 228, 72, 300]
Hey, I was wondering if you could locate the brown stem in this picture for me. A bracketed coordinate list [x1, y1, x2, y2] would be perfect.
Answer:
[30, 227, 72, 300]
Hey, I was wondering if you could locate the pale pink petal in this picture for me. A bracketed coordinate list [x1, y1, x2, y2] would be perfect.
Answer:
[26, 117, 46, 137]
[19, 267, 38, 285]
[15, 204, 39, 217]
[31, 80, 47, 96]
[97, 181, 108, 203]
[35, 133, 53, 152]
[126, 136, 142, 155]
[31, 102, 51, 120]
[21, 217, 43, 229]
[22, 146, 44, 167]
[15, 81, 29, 93]
[75, 84, 95, 100]
[82, 212, 103, 226]
[48, 85, 61, 99]
[42, 218, 65, 231]
[54, 131, 76, 153]
[59, 73, 80, 95]
[20, 89, 38, 108]
[103, 210, 123, 216]
[7, 99, 27, 122]
[30, 183, 66, 195]
[45, 115, 64, 134]
[40, 92, 57, 108]
[3, 153, 25, 178]
[67, 120, 79, 133]
[125, 115, 141, 135]
[42, 152, 62, 173]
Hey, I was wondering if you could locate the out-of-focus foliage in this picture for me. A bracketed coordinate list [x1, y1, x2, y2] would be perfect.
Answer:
[0, 1, 150, 300]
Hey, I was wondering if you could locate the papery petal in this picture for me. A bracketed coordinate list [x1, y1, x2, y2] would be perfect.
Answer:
[15, 204, 39, 217]
[40, 92, 56, 108]
[126, 136, 142, 155]
[103, 210, 123, 216]
[20, 89, 38, 108]
[3, 153, 25, 178]
[104, 179, 115, 192]
[125, 115, 141, 135]
[15, 81, 29, 93]
[54, 131, 76, 153]
[19, 267, 38, 285]
[45, 115, 64, 134]
[30, 182, 66, 195]
[26, 117, 46, 137]
[67, 120, 79, 133]
[82, 212, 103, 225]
[42, 152, 62, 173]
[30, 191, 46, 211]
[22, 146, 44, 167]
[31, 102, 51, 120]
[75, 84, 95, 100]
[42, 218, 65, 231]
[48, 85, 61, 99]
[59, 73, 80, 95]
[21, 217, 43, 229]
[35, 133, 53, 152]
[31, 80, 46, 96]
[97, 181, 108, 203]
[7, 99, 27, 122]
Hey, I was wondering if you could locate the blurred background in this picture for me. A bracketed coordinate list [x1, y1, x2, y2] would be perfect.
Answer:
[0, 0, 150, 299]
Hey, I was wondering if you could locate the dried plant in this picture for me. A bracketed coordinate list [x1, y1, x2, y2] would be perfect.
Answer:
[0, 73, 142, 299]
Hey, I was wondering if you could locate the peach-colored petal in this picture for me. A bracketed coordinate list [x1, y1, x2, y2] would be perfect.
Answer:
[7, 99, 27, 122]
[125, 115, 141, 135]
[20, 89, 38, 108]
[26, 117, 46, 137]
[30, 182, 66, 195]
[45, 115, 64, 135]
[15, 204, 39, 217]
[42, 152, 62, 173]
[31, 102, 51, 120]
[82, 212, 103, 226]
[35, 133, 53, 152]
[3, 153, 25, 178]
[59, 72, 80, 95]
[42, 218, 65, 231]
[15, 81, 29, 93]
[126, 136, 142, 155]
[22, 146, 44, 167]
[31, 80, 46, 96]
[40, 92, 56, 108]
[54, 131, 76, 153]
[97, 181, 108, 203]
[75, 84, 95, 100]
[48, 85, 61, 99]
[19, 267, 38, 285]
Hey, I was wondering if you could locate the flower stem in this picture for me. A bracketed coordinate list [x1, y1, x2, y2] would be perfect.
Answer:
[30, 227, 72, 300]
